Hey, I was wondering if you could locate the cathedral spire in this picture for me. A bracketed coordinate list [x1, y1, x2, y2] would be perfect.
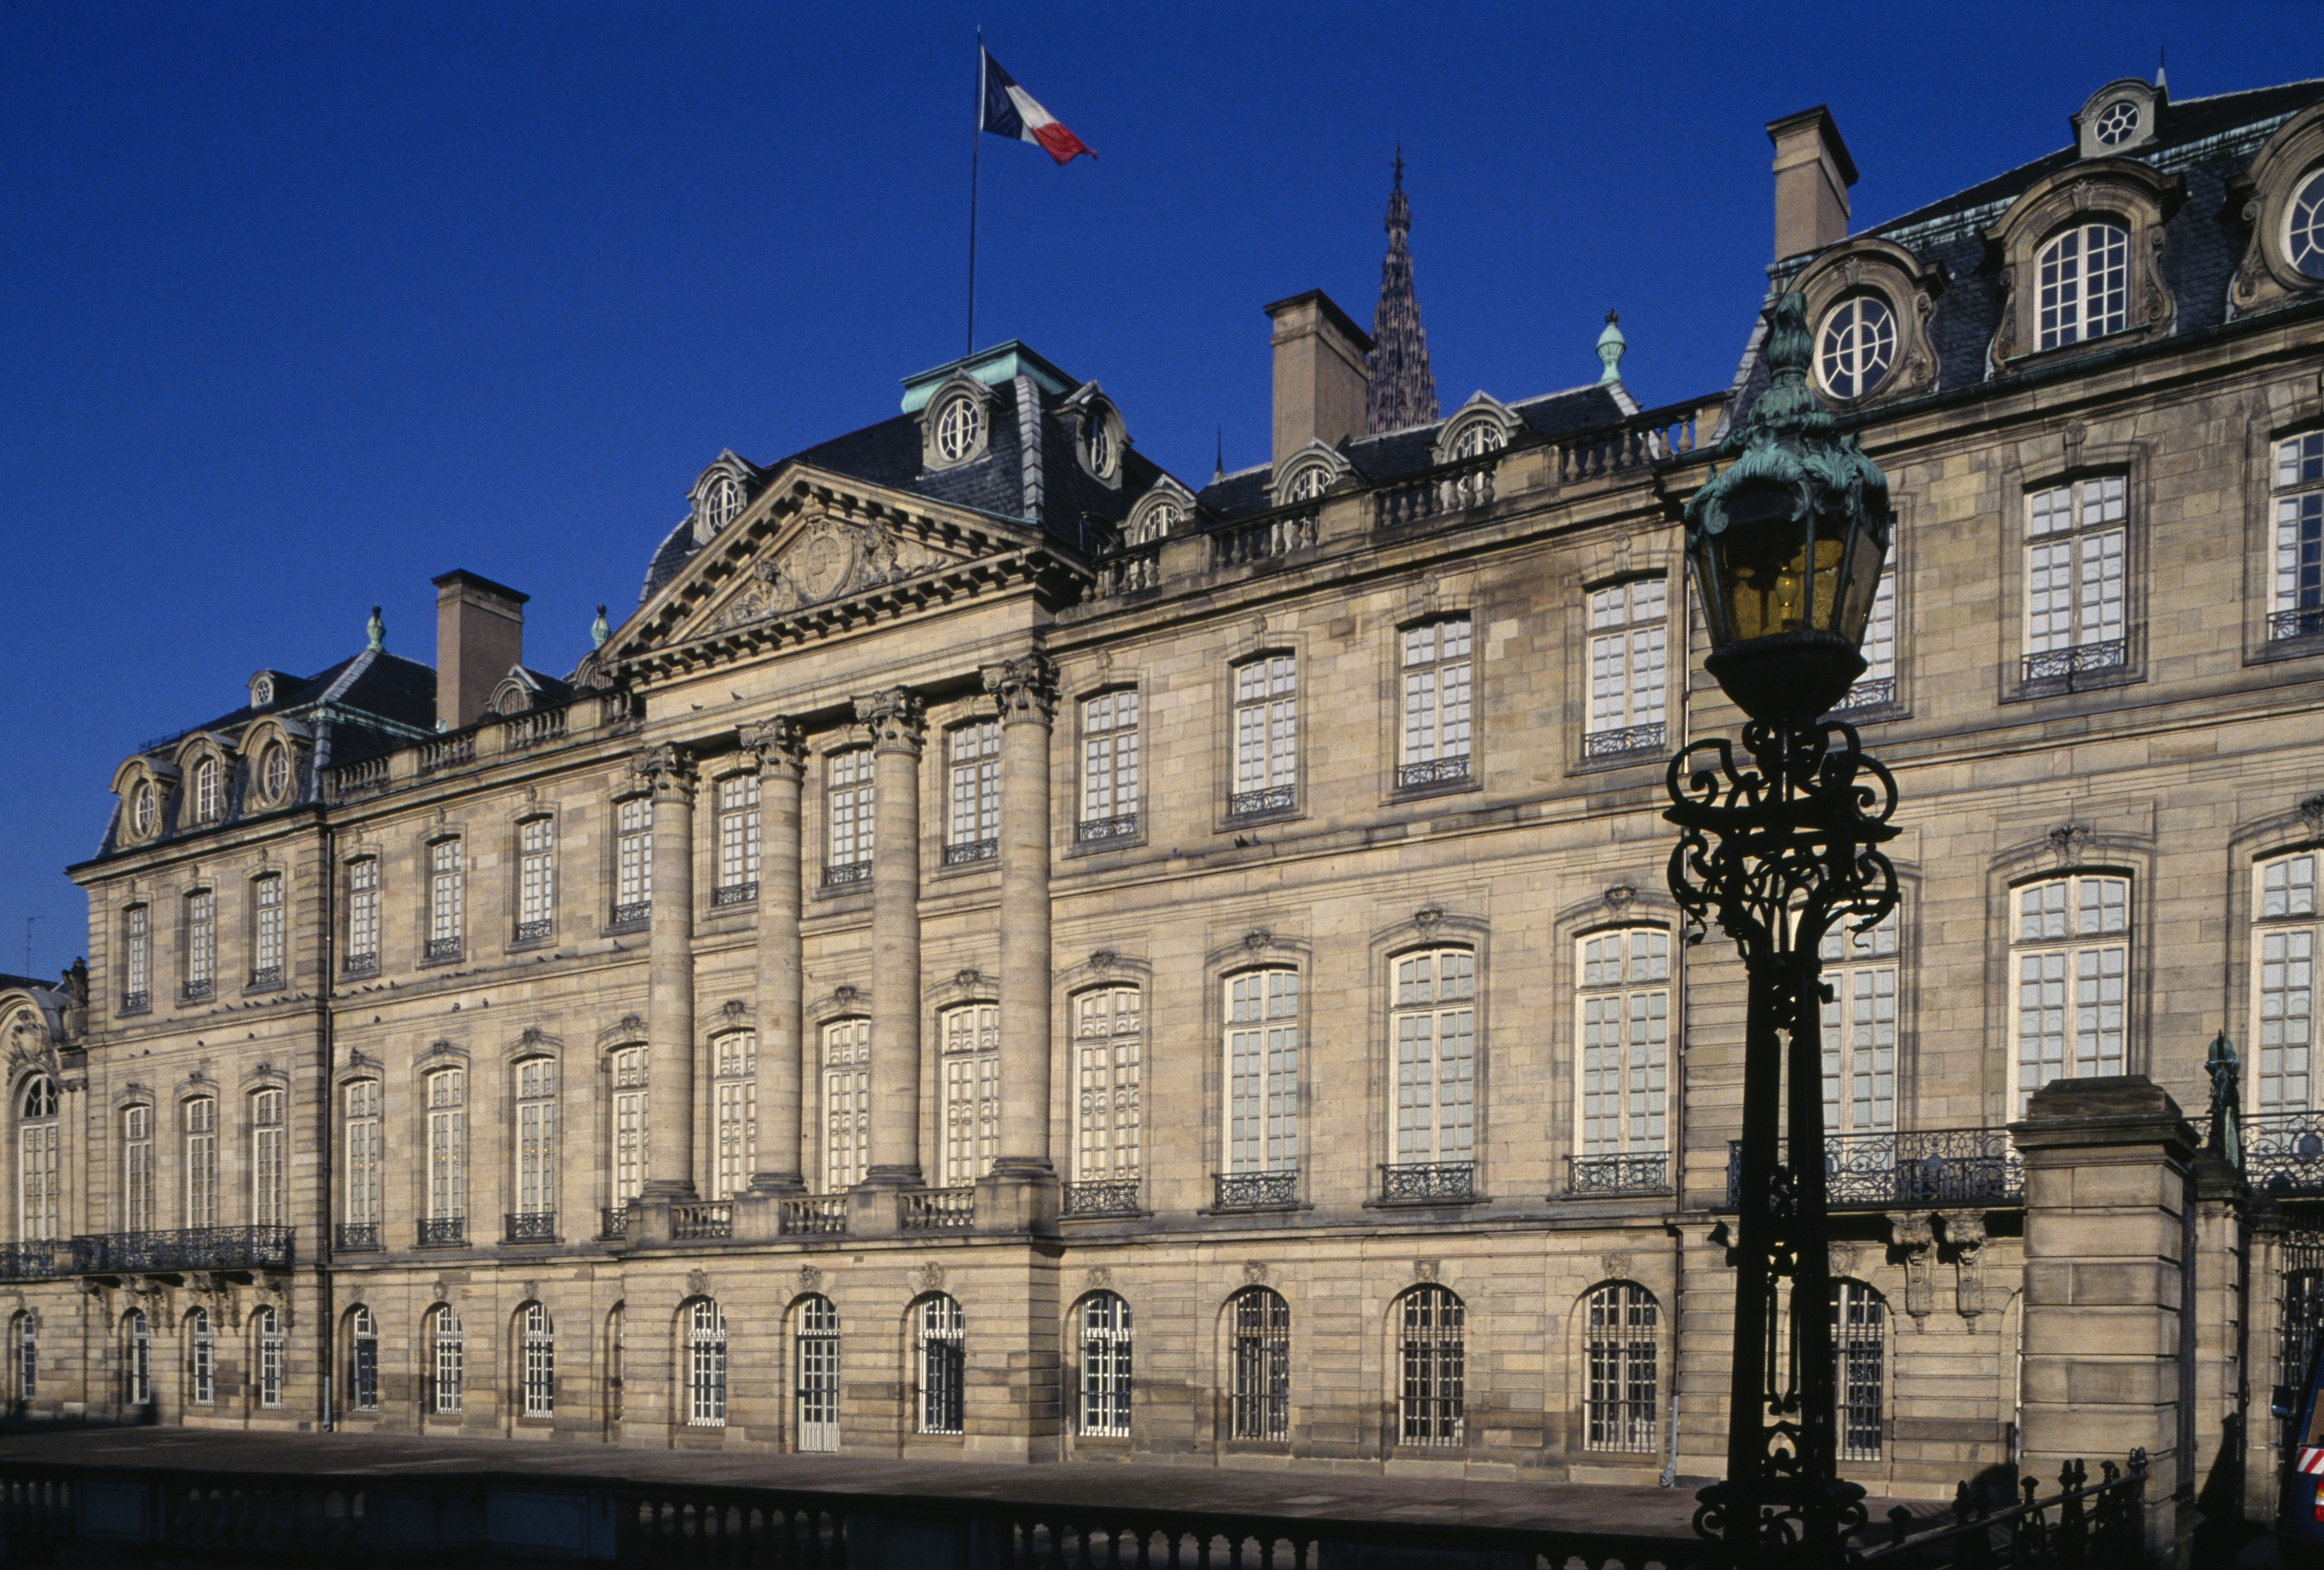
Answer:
[1365, 146, 1438, 433]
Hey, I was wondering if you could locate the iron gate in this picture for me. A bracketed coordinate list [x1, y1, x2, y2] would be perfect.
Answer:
[2284, 1226, 2324, 1403]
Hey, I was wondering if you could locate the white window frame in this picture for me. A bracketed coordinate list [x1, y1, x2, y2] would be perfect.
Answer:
[17, 1077, 58, 1242]
[1576, 929, 1670, 1163]
[916, 1294, 965, 1435]
[1230, 656, 1298, 816]
[432, 1305, 463, 1415]
[1227, 1287, 1290, 1442]
[939, 1003, 1000, 1186]
[426, 1069, 467, 1223]
[611, 1047, 648, 1212]
[1078, 1291, 1133, 1438]
[522, 1302, 555, 1418]
[188, 1308, 213, 1406]
[687, 1299, 728, 1427]
[1390, 949, 1476, 1170]
[125, 1309, 151, 1405]
[1073, 987, 1142, 1184]
[2036, 220, 2130, 350]
[715, 774, 761, 901]
[795, 1294, 842, 1452]
[2023, 474, 2128, 679]
[1833, 573, 1899, 713]
[1079, 691, 1141, 840]
[1583, 1281, 1659, 1453]
[1225, 969, 1300, 1176]
[946, 720, 1000, 865]
[615, 799, 653, 922]
[2256, 851, 2319, 1116]
[2273, 431, 2324, 642]
[349, 1306, 378, 1411]
[255, 1305, 283, 1409]
[1397, 1285, 1465, 1448]
[251, 1087, 286, 1227]
[1583, 580, 1668, 758]
[250, 875, 284, 989]
[344, 1080, 381, 1228]
[184, 888, 215, 999]
[821, 1020, 870, 1193]
[426, 839, 464, 959]
[123, 903, 150, 1009]
[1820, 910, 1900, 1138]
[193, 757, 221, 824]
[711, 1031, 756, 1200]
[183, 1095, 216, 1228]
[825, 749, 874, 882]
[517, 817, 555, 939]
[1399, 618, 1474, 789]
[1833, 1279, 1887, 1462]
[2012, 873, 2132, 1112]
[345, 859, 379, 972]
[1816, 293, 1897, 400]
[514, 1057, 557, 1220]
[122, 1104, 153, 1231]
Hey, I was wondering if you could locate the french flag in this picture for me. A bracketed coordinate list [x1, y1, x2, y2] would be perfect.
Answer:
[980, 49, 1094, 165]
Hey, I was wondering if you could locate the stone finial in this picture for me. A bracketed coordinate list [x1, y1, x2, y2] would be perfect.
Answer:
[854, 687, 925, 753]
[366, 606, 385, 652]
[737, 717, 806, 777]
[982, 653, 1060, 725]
[590, 604, 610, 649]
[1596, 310, 1626, 385]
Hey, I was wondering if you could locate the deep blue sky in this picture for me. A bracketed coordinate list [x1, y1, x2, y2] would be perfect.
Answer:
[1, 2, 2312, 979]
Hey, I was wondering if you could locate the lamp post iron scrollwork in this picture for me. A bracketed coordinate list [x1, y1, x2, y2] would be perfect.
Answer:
[1669, 291, 1900, 1567]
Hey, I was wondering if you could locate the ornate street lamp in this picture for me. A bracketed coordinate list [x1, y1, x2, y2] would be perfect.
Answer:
[1671, 291, 1901, 1567]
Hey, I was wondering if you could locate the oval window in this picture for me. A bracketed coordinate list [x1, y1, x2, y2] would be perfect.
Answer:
[935, 394, 983, 463]
[132, 781, 156, 837]
[2288, 167, 2324, 281]
[1816, 294, 1897, 400]
[261, 743, 291, 801]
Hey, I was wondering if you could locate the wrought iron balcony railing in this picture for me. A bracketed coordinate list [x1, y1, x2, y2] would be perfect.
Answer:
[1582, 722, 1667, 761]
[247, 966, 282, 992]
[343, 953, 379, 980]
[118, 991, 148, 1015]
[1062, 1179, 1143, 1218]
[778, 1195, 849, 1235]
[820, 862, 872, 890]
[415, 1217, 466, 1248]
[1395, 756, 1471, 792]
[180, 979, 214, 1004]
[1566, 1152, 1672, 1196]
[1829, 675, 1899, 714]
[1378, 1162, 1475, 1202]
[1725, 1128, 2023, 1211]
[2022, 638, 2128, 687]
[671, 1202, 732, 1240]
[2246, 1110, 2324, 1195]
[609, 902, 650, 929]
[899, 1187, 974, 1231]
[1227, 785, 1295, 818]
[599, 1205, 631, 1240]
[711, 882, 757, 908]
[1212, 1169, 1299, 1211]
[422, 938, 462, 963]
[2271, 605, 2324, 642]
[943, 840, 998, 867]
[1075, 813, 1139, 845]
[504, 1211, 557, 1244]
[73, 1226, 294, 1274]
[333, 1223, 381, 1252]
[513, 919, 553, 943]
[0, 1242, 65, 1281]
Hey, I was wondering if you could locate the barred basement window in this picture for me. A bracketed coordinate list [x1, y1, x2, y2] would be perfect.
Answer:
[1820, 910, 1900, 1137]
[712, 1031, 756, 1200]
[795, 1294, 842, 1453]
[1227, 1287, 1290, 1441]
[349, 1306, 379, 1411]
[1583, 1281, 1659, 1453]
[716, 774, 760, 903]
[946, 721, 999, 864]
[187, 1308, 212, 1405]
[916, 1294, 965, 1435]
[255, 1305, 283, 1409]
[183, 1095, 217, 1228]
[821, 1021, 870, 1192]
[1399, 619, 1472, 789]
[1073, 987, 1142, 1186]
[939, 1003, 1000, 1186]
[1584, 580, 1667, 757]
[183, 888, 215, 1001]
[124, 1309, 151, 1406]
[1832, 1279, 1888, 1461]
[17, 1076, 57, 1241]
[122, 1105, 152, 1231]
[344, 1080, 382, 1235]
[252, 1087, 286, 1227]
[249, 875, 283, 989]
[1079, 691, 1140, 840]
[1078, 1291, 1133, 1438]
[1391, 949, 1475, 1176]
[688, 1299, 728, 1427]
[2257, 851, 2319, 1115]
[614, 799, 653, 923]
[514, 1058, 557, 1222]
[2024, 475, 2128, 681]
[427, 1069, 467, 1228]
[2036, 221, 2130, 349]
[2013, 874, 2130, 1112]
[522, 1302, 555, 1418]
[1397, 1285, 1464, 1446]
[427, 839, 464, 960]
[345, 859, 379, 974]
[2274, 432, 2324, 642]
[611, 1047, 648, 1213]
[1225, 970, 1299, 1182]
[825, 749, 874, 881]
[517, 817, 555, 940]
[1230, 655, 1298, 816]
[432, 1305, 464, 1414]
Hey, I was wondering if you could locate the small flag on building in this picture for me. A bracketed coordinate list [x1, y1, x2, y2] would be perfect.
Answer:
[979, 49, 1094, 165]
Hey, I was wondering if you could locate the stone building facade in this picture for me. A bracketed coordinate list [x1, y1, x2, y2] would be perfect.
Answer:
[6, 72, 2324, 1529]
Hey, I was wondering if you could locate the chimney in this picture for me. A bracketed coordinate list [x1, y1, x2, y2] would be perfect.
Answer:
[432, 569, 528, 730]
[1264, 290, 1373, 470]
[1766, 105, 1858, 262]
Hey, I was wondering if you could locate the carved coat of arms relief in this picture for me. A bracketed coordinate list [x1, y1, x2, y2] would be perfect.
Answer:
[716, 516, 945, 631]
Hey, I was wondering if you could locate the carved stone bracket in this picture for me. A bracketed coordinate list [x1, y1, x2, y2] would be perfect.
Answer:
[630, 743, 697, 805]
[2299, 792, 2324, 844]
[982, 652, 1060, 726]
[855, 689, 926, 754]
[1941, 1210, 1989, 1328]
[1887, 1211, 1936, 1328]
[737, 718, 807, 779]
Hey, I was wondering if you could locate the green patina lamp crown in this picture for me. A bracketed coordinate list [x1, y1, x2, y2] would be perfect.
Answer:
[1682, 291, 1894, 724]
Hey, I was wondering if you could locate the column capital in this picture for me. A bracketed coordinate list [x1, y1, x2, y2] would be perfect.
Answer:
[736, 718, 807, 780]
[854, 688, 926, 754]
[630, 743, 696, 804]
[982, 653, 1060, 726]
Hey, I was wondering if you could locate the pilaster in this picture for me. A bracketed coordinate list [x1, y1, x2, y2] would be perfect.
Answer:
[980, 654, 1059, 1236]
[634, 744, 697, 1199]
[855, 688, 925, 1194]
[739, 718, 807, 1196]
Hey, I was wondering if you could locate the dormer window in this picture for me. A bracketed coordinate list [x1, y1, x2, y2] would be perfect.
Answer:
[1282, 464, 1332, 504]
[258, 742, 291, 804]
[251, 676, 274, 706]
[1083, 417, 1114, 479]
[704, 475, 742, 533]
[1447, 422, 1504, 462]
[936, 394, 983, 463]
[2092, 101, 2139, 147]
[131, 781, 157, 838]
[192, 757, 222, 824]
[1816, 294, 1897, 400]
[2291, 169, 2324, 279]
[2036, 221, 2129, 350]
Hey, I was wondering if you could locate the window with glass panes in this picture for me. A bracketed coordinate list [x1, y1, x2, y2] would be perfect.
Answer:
[188, 1309, 212, 1405]
[1078, 1292, 1133, 1437]
[522, 1303, 555, 1417]
[517, 818, 554, 939]
[1578, 930, 1670, 1159]
[256, 1306, 283, 1408]
[122, 1105, 152, 1230]
[184, 889, 215, 999]
[688, 1299, 728, 1426]
[345, 859, 379, 973]
[123, 904, 149, 1010]
[939, 1004, 1000, 1185]
[427, 840, 464, 958]
[2257, 852, 2319, 1115]
[1832, 1280, 1887, 1461]
[125, 1310, 150, 1405]
[1399, 619, 1473, 787]
[946, 722, 1000, 863]
[2024, 475, 2127, 674]
[344, 1081, 381, 1228]
[1230, 656, 1298, 814]
[2036, 221, 2129, 349]
[1398, 1285, 1465, 1446]
[1585, 581, 1667, 755]
[250, 875, 283, 988]
[1079, 691, 1140, 839]
[611, 1048, 648, 1211]
[2013, 875, 2130, 1111]
[194, 757, 222, 823]
[1226, 970, 1300, 1174]
[795, 1295, 842, 1452]
[515, 1058, 556, 1218]
[1391, 950, 1475, 1168]
[17, 1077, 57, 1241]
[1583, 1281, 1659, 1452]
[252, 1088, 285, 1226]
[349, 1306, 378, 1410]
[821, 1021, 871, 1192]
[427, 1070, 467, 1220]
[916, 1294, 965, 1434]
[1820, 910, 1899, 1138]
[712, 1032, 756, 1199]
[432, 1305, 463, 1414]
[1835, 574, 1898, 711]
[826, 749, 874, 879]
[614, 800, 653, 922]
[1074, 988, 1142, 1182]
[2275, 432, 2324, 641]
[183, 1096, 216, 1227]
[1228, 1287, 1291, 1441]
[715, 774, 760, 902]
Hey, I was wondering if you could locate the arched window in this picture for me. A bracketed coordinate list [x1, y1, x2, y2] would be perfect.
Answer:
[10, 1312, 32, 1405]
[1833, 1279, 1888, 1461]
[124, 1310, 151, 1406]
[1576, 929, 1670, 1189]
[1077, 1292, 1132, 1438]
[1583, 1281, 1659, 1453]
[349, 1307, 379, 1412]
[431, 1305, 464, 1415]
[821, 1021, 870, 1193]
[2257, 851, 2318, 1116]
[521, 1303, 555, 1418]
[2012, 873, 2130, 1111]
[17, 1075, 58, 1241]
[1125, 499, 1180, 546]
[915, 1294, 965, 1435]
[1073, 987, 1142, 1190]
[795, 1294, 841, 1453]
[187, 1308, 214, 1406]
[122, 1104, 153, 1230]
[1228, 1288, 1290, 1441]
[193, 757, 222, 824]
[1282, 463, 1332, 504]
[254, 1306, 283, 1409]
[182, 1096, 217, 1228]
[1389, 949, 1475, 1187]
[425, 1068, 467, 1244]
[610, 1047, 648, 1225]
[1447, 419, 1504, 463]
[1397, 1285, 1464, 1447]
[711, 1032, 755, 1200]
[513, 1057, 557, 1230]
[252, 1088, 286, 1228]
[130, 780, 157, 840]
[702, 474, 743, 533]
[939, 1004, 1000, 1185]
[686, 1299, 727, 1427]
[2035, 220, 2129, 349]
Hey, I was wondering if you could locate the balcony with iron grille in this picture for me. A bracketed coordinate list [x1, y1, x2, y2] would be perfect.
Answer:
[0, 1242, 66, 1281]
[422, 937, 462, 964]
[2247, 1111, 2324, 1196]
[1581, 722, 1666, 762]
[820, 862, 872, 891]
[2020, 638, 2129, 691]
[1061, 1179, 1143, 1219]
[512, 919, 553, 945]
[334, 1223, 382, 1252]
[416, 1216, 467, 1248]
[1226, 785, 1296, 820]
[2271, 605, 2324, 644]
[607, 902, 650, 933]
[942, 840, 998, 869]
[343, 953, 379, 980]
[711, 881, 758, 909]
[599, 1205, 631, 1240]
[72, 1226, 294, 1275]
[1723, 1128, 2023, 1211]
[1074, 813, 1139, 847]
[1394, 755, 1472, 794]
[1212, 1169, 1300, 1213]
[1376, 1162, 1477, 1204]
[1566, 1152, 1672, 1198]
[504, 1211, 558, 1244]
[180, 979, 214, 1005]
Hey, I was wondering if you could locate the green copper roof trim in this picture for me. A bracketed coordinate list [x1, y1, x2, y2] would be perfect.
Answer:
[899, 341, 1078, 412]
[1596, 310, 1627, 385]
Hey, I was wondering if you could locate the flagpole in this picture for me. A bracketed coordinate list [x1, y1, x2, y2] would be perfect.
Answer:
[967, 31, 983, 359]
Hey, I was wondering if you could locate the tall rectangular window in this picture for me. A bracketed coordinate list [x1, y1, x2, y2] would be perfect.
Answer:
[122, 905, 150, 1012]
[939, 1004, 1000, 1185]
[1584, 580, 1667, 758]
[344, 1080, 381, 1229]
[712, 1032, 756, 1199]
[1578, 929, 1670, 1161]
[426, 840, 464, 961]
[345, 859, 379, 975]
[249, 875, 283, 989]
[1399, 619, 1473, 788]
[1834, 574, 1899, 712]
[1391, 950, 1476, 1172]
[183, 889, 215, 1002]
[1583, 1282, 1660, 1453]
[515, 1058, 556, 1218]
[822, 1021, 871, 1192]
[183, 1097, 217, 1227]
[427, 1069, 467, 1221]
[715, 774, 761, 904]
[2013, 874, 2130, 1112]
[252, 1088, 285, 1227]
[614, 800, 653, 923]
[945, 722, 1000, 865]
[2257, 852, 2319, 1115]
[1078, 691, 1140, 842]
[122, 1106, 152, 1231]
[2274, 431, 2324, 642]
[1820, 911, 1900, 1137]
[611, 1047, 648, 1211]
[1226, 970, 1300, 1174]
[1074, 988, 1142, 1182]
[517, 817, 555, 940]
[17, 1080, 57, 1242]
[825, 749, 874, 884]
[2024, 475, 2128, 679]
[1230, 655, 1298, 816]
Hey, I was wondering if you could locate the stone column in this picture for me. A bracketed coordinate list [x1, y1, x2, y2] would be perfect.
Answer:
[2245, 1197, 2289, 1528]
[979, 654, 1061, 1235]
[856, 689, 925, 1191]
[741, 719, 807, 1196]
[636, 744, 698, 1199]
[2012, 1074, 2196, 1563]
